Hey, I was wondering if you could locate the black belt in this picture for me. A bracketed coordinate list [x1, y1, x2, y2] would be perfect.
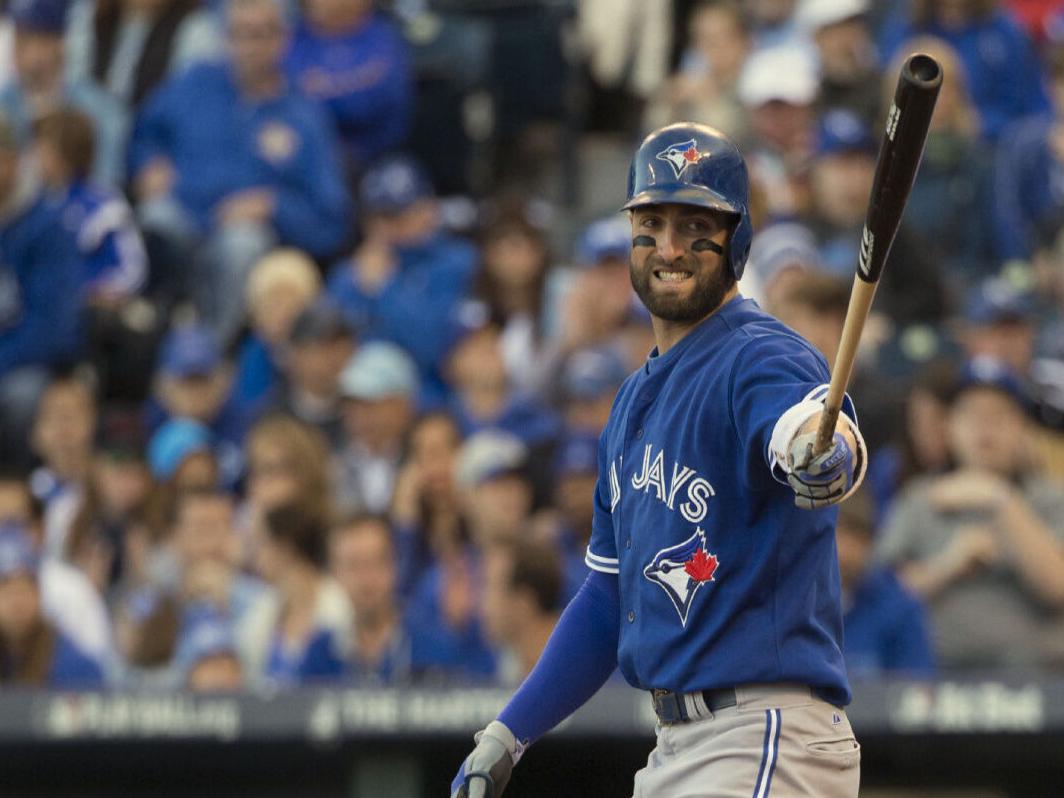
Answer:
[651, 687, 738, 724]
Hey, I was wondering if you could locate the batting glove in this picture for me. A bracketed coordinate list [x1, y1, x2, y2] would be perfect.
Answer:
[451, 720, 525, 798]
[786, 430, 855, 509]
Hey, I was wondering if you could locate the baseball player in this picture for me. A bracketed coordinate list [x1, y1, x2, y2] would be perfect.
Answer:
[452, 122, 867, 797]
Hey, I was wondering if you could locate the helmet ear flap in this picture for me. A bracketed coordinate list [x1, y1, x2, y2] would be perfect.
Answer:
[728, 211, 753, 280]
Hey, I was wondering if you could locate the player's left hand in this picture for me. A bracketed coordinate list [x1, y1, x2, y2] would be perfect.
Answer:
[451, 720, 522, 798]
[786, 431, 855, 509]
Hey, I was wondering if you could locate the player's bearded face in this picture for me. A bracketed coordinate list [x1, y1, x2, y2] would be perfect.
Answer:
[629, 208, 735, 323]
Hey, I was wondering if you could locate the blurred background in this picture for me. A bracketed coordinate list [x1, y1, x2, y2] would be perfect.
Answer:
[0, 0, 1062, 795]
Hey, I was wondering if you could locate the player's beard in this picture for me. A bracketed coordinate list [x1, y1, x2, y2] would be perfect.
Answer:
[629, 253, 736, 323]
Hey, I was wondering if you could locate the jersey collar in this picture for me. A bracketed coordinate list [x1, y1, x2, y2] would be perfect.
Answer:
[643, 294, 750, 375]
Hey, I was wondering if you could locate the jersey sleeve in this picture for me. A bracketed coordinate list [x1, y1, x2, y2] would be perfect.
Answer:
[729, 332, 857, 490]
[585, 427, 619, 574]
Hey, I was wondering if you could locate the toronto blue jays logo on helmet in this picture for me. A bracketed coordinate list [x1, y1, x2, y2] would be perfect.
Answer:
[643, 527, 719, 627]
[656, 139, 702, 179]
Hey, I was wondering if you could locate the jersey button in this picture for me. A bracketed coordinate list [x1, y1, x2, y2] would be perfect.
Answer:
[625, 537, 631, 549]
[627, 610, 635, 623]
[635, 428, 643, 439]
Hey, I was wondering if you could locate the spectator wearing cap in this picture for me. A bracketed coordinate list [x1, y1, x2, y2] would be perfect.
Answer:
[65, 0, 222, 114]
[881, 0, 1049, 142]
[742, 220, 822, 315]
[0, 470, 114, 670]
[960, 278, 1037, 377]
[473, 202, 554, 396]
[555, 215, 639, 358]
[559, 346, 628, 436]
[876, 357, 1064, 669]
[232, 248, 322, 418]
[0, 115, 84, 466]
[330, 515, 457, 683]
[0, 0, 127, 184]
[29, 373, 97, 563]
[480, 537, 564, 686]
[746, 0, 806, 50]
[644, 1, 751, 141]
[735, 43, 818, 215]
[835, 489, 935, 677]
[798, 0, 881, 126]
[883, 36, 996, 283]
[175, 611, 244, 692]
[129, 0, 351, 343]
[147, 325, 248, 484]
[148, 418, 218, 493]
[270, 300, 355, 446]
[241, 504, 350, 685]
[806, 107, 946, 325]
[0, 523, 104, 688]
[326, 155, 477, 400]
[285, 0, 411, 173]
[992, 46, 1064, 261]
[334, 342, 419, 517]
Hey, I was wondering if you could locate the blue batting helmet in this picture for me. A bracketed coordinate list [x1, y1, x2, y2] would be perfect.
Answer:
[622, 122, 753, 279]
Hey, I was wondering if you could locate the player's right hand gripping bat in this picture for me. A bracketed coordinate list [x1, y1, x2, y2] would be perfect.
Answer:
[812, 53, 943, 458]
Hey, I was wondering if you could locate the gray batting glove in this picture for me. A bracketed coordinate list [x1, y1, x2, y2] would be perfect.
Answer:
[450, 720, 525, 798]
[786, 430, 855, 509]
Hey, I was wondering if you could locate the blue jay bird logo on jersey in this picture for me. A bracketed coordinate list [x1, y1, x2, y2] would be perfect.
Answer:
[656, 139, 701, 178]
[643, 527, 719, 627]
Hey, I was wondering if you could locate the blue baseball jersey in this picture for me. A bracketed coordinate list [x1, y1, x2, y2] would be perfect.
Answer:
[586, 296, 854, 705]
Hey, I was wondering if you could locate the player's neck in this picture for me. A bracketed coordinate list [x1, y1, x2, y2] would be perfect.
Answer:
[651, 284, 740, 356]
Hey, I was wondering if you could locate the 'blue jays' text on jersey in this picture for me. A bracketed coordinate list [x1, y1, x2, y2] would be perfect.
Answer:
[586, 296, 855, 705]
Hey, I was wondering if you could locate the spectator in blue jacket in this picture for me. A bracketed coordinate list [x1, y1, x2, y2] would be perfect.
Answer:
[130, 0, 351, 344]
[36, 108, 147, 302]
[992, 46, 1064, 261]
[0, 523, 105, 688]
[0, 118, 83, 465]
[836, 491, 936, 677]
[0, 0, 128, 185]
[326, 156, 477, 401]
[880, 0, 1049, 141]
[286, 0, 412, 173]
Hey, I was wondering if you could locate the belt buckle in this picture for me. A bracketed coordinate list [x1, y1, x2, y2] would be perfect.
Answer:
[651, 689, 687, 725]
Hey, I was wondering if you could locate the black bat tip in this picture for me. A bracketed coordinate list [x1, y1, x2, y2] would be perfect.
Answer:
[904, 53, 943, 88]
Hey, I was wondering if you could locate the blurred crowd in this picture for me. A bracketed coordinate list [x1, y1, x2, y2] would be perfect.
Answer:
[0, 0, 1063, 693]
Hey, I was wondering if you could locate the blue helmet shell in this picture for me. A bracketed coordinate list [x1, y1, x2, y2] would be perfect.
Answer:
[623, 122, 753, 279]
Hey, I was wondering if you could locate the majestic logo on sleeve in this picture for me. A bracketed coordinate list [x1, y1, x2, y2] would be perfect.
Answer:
[643, 527, 719, 627]
[656, 139, 701, 178]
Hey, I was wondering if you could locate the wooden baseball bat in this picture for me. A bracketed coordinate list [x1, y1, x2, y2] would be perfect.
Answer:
[813, 53, 943, 455]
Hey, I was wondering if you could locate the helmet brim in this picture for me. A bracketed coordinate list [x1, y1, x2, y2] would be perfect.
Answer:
[622, 185, 741, 216]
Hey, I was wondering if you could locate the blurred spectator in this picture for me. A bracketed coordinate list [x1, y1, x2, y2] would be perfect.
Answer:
[799, 0, 881, 126]
[0, 470, 113, 667]
[959, 278, 1036, 376]
[0, 119, 83, 464]
[326, 156, 476, 401]
[455, 430, 533, 549]
[129, 0, 350, 342]
[992, 45, 1064, 261]
[0, 0, 126, 184]
[736, 43, 818, 215]
[475, 202, 554, 396]
[881, 0, 1049, 141]
[330, 515, 452, 683]
[876, 358, 1064, 669]
[743, 220, 821, 315]
[334, 342, 418, 517]
[559, 347, 628, 436]
[66, 0, 222, 111]
[147, 324, 247, 483]
[36, 107, 146, 302]
[765, 270, 849, 366]
[244, 414, 332, 526]
[644, 1, 750, 140]
[285, 0, 411, 173]
[390, 411, 467, 597]
[886, 37, 996, 283]
[174, 611, 244, 692]
[0, 523, 104, 688]
[241, 504, 349, 685]
[147, 418, 218, 490]
[232, 248, 322, 416]
[806, 107, 946, 324]
[836, 489, 935, 677]
[30, 372, 97, 562]
[481, 537, 564, 686]
[272, 300, 355, 445]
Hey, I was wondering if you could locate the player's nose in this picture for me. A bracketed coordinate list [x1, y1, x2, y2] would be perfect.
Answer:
[656, 225, 685, 262]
